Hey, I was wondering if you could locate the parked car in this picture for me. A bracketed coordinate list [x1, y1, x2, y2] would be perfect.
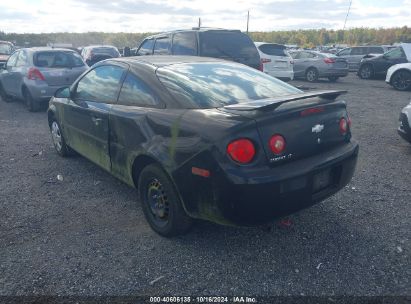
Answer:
[0, 47, 88, 111]
[254, 42, 294, 81]
[386, 63, 411, 91]
[47, 56, 358, 236]
[398, 101, 411, 143]
[289, 50, 348, 82]
[0, 41, 14, 69]
[357, 44, 410, 79]
[81, 45, 120, 66]
[336, 46, 386, 71]
[136, 28, 260, 69]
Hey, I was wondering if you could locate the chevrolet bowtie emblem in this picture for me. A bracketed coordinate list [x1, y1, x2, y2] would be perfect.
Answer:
[312, 124, 324, 133]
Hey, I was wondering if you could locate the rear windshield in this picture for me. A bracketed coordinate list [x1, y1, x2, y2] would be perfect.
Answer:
[199, 31, 259, 60]
[0, 43, 13, 55]
[91, 47, 120, 57]
[157, 62, 301, 109]
[258, 44, 287, 56]
[34, 51, 85, 68]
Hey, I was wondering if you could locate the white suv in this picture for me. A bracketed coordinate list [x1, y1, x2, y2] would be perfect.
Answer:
[255, 42, 294, 81]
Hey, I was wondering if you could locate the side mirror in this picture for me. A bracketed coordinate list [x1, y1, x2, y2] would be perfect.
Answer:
[54, 87, 71, 98]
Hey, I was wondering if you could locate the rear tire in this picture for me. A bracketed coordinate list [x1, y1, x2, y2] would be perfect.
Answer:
[391, 70, 411, 91]
[328, 76, 339, 82]
[305, 68, 319, 82]
[358, 64, 374, 79]
[139, 164, 193, 237]
[24, 89, 40, 112]
[50, 120, 72, 157]
[0, 82, 13, 102]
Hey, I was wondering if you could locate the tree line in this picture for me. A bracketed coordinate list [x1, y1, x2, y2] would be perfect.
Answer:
[1, 27, 410, 49]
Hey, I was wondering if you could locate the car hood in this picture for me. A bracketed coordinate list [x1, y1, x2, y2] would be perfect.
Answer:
[0, 54, 10, 61]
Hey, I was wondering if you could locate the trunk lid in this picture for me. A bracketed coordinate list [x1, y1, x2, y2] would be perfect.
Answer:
[38, 66, 87, 86]
[222, 90, 351, 165]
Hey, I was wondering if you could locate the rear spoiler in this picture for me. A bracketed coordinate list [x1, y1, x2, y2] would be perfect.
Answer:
[222, 90, 347, 111]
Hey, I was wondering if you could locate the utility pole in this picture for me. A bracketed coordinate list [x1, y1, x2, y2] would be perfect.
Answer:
[343, 0, 352, 30]
[198, 17, 201, 28]
[246, 10, 249, 34]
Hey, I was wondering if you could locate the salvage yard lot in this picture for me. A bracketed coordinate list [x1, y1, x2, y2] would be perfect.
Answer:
[0, 73, 410, 296]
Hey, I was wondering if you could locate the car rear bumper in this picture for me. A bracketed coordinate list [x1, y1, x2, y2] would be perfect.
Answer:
[175, 141, 359, 226]
[24, 81, 67, 102]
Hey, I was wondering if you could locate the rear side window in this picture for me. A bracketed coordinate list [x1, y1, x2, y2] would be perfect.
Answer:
[154, 37, 171, 55]
[118, 72, 159, 107]
[138, 39, 154, 55]
[91, 47, 120, 57]
[199, 31, 259, 60]
[368, 47, 384, 54]
[172, 32, 197, 56]
[75, 65, 124, 103]
[34, 51, 85, 68]
[384, 47, 405, 59]
[351, 47, 367, 55]
[258, 44, 287, 57]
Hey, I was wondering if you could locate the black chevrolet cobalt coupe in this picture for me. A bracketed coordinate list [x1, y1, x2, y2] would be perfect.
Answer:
[48, 56, 359, 236]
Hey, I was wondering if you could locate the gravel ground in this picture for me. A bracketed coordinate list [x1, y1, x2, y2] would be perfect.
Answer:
[0, 73, 410, 299]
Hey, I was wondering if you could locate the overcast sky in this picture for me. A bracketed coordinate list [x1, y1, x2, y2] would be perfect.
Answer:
[1, 0, 410, 33]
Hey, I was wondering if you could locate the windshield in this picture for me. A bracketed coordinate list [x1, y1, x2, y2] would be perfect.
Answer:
[0, 43, 13, 55]
[34, 51, 85, 68]
[157, 62, 302, 109]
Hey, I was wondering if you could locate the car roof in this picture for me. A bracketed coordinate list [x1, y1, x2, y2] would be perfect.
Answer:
[111, 55, 229, 68]
[143, 28, 242, 40]
[19, 47, 78, 52]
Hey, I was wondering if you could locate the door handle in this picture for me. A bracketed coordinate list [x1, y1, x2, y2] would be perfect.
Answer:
[91, 116, 103, 125]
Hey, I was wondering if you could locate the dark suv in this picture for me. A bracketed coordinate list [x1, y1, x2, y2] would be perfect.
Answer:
[136, 28, 260, 69]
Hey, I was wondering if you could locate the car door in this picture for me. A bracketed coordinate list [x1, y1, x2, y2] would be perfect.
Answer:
[336, 48, 352, 69]
[12, 50, 28, 98]
[290, 51, 304, 76]
[63, 63, 126, 171]
[350, 47, 367, 71]
[380, 47, 409, 74]
[1, 51, 19, 96]
[109, 70, 165, 184]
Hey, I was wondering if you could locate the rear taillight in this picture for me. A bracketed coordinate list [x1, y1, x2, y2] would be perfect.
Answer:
[324, 57, 335, 64]
[339, 118, 348, 135]
[27, 68, 45, 81]
[269, 134, 286, 155]
[227, 139, 256, 164]
[347, 116, 352, 128]
[259, 58, 271, 71]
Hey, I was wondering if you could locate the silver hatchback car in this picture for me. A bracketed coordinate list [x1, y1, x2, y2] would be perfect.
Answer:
[0, 47, 88, 111]
[289, 50, 349, 82]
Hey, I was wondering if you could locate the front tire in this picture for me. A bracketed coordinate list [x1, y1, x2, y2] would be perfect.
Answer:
[50, 120, 72, 157]
[139, 164, 193, 237]
[305, 68, 319, 82]
[358, 64, 374, 79]
[391, 70, 411, 91]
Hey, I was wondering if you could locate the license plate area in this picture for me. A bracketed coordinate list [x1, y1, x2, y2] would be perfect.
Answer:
[313, 167, 340, 193]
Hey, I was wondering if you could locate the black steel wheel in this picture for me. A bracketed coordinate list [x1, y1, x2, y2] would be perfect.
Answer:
[391, 70, 411, 91]
[358, 64, 374, 79]
[139, 164, 193, 237]
[305, 68, 319, 82]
